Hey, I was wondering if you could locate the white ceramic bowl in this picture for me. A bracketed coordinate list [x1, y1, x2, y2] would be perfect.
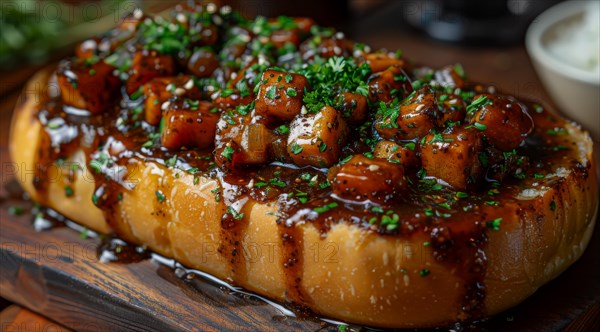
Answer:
[526, 0, 600, 141]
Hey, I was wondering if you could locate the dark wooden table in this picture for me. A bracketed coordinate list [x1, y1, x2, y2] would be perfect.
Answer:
[1, 2, 599, 331]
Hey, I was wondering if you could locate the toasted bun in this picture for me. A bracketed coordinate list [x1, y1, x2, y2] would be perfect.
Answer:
[10, 70, 599, 328]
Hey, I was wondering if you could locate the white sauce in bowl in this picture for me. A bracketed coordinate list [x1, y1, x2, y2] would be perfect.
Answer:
[545, 1, 599, 74]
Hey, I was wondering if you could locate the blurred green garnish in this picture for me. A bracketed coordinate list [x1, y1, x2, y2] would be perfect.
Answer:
[0, 0, 132, 69]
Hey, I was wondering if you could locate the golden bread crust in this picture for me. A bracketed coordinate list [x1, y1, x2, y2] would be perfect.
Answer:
[10, 69, 598, 328]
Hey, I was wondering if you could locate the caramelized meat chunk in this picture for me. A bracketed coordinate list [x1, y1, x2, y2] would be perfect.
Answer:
[468, 94, 534, 151]
[214, 109, 275, 169]
[375, 86, 437, 140]
[143, 76, 201, 125]
[187, 48, 219, 77]
[300, 35, 354, 60]
[255, 70, 309, 123]
[336, 92, 369, 124]
[189, 23, 219, 47]
[214, 91, 254, 112]
[436, 92, 466, 127]
[127, 50, 176, 95]
[267, 17, 314, 48]
[234, 123, 274, 165]
[368, 65, 413, 104]
[374, 140, 420, 170]
[483, 146, 530, 182]
[364, 52, 406, 73]
[420, 128, 483, 190]
[75, 13, 141, 60]
[161, 99, 219, 149]
[270, 29, 301, 49]
[432, 65, 467, 89]
[293, 17, 315, 34]
[328, 155, 406, 203]
[56, 59, 120, 114]
[287, 106, 349, 167]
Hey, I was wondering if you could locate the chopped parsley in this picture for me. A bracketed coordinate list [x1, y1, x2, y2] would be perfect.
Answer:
[471, 122, 487, 131]
[318, 142, 327, 152]
[165, 155, 178, 167]
[299, 57, 371, 113]
[64, 185, 74, 197]
[381, 213, 400, 231]
[486, 217, 502, 231]
[89, 152, 111, 174]
[139, 18, 190, 55]
[265, 85, 278, 99]
[275, 125, 290, 135]
[376, 99, 400, 128]
[237, 101, 254, 115]
[454, 63, 466, 78]
[221, 146, 235, 161]
[155, 190, 166, 203]
[314, 202, 338, 214]
[211, 187, 221, 202]
[546, 127, 567, 136]
[130, 86, 144, 100]
[227, 206, 244, 220]
[79, 228, 89, 239]
[286, 87, 297, 97]
[466, 95, 492, 114]
[404, 142, 416, 151]
[269, 178, 286, 188]
[319, 180, 331, 189]
[8, 206, 24, 216]
[255, 181, 268, 188]
[290, 144, 303, 154]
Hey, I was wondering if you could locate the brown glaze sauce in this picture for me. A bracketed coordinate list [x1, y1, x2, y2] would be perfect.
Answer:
[25, 4, 592, 328]
[97, 237, 151, 264]
[32, 96, 584, 323]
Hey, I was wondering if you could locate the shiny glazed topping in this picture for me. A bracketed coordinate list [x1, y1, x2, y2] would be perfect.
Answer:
[30, 3, 590, 324]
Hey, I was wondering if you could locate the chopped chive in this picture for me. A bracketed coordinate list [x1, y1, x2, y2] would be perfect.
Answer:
[314, 202, 338, 214]
[221, 146, 235, 161]
[319, 142, 327, 153]
[227, 206, 244, 220]
[286, 87, 297, 97]
[64, 185, 74, 197]
[290, 144, 303, 155]
[486, 217, 502, 231]
[155, 190, 166, 203]
[8, 206, 24, 216]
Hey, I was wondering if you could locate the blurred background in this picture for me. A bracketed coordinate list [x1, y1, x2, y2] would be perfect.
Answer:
[0, 0, 575, 110]
[0, 0, 564, 68]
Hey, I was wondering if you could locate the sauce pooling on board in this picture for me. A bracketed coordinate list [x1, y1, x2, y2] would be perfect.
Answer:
[30, 3, 590, 323]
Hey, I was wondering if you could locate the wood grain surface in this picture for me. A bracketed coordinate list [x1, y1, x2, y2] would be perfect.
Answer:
[0, 304, 72, 332]
[1, 2, 600, 331]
